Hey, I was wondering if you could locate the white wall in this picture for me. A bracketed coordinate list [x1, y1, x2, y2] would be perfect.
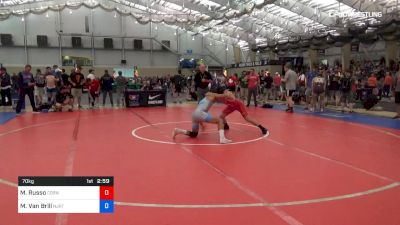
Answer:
[0, 6, 235, 69]
[269, 40, 389, 68]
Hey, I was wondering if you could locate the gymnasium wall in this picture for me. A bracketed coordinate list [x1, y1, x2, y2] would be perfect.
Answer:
[0, 6, 235, 70]
[250, 40, 388, 68]
[227, 65, 282, 76]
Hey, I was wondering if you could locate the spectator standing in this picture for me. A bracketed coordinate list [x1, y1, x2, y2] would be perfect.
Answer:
[298, 72, 306, 103]
[393, 74, 400, 119]
[377, 76, 384, 99]
[115, 71, 127, 107]
[45, 68, 58, 105]
[0, 67, 12, 106]
[258, 69, 265, 98]
[194, 63, 212, 102]
[239, 72, 248, 101]
[16, 64, 39, 114]
[311, 72, 326, 112]
[61, 69, 70, 87]
[11, 72, 19, 97]
[367, 73, 378, 88]
[88, 77, 100, 108]
[263, 71, 273, 103]
[87, 69, 95, 81]
[304, 67, 317, 110]
[52, 65, 63, 89]
[172, 69, 184, 103]
[69, 66, 85, 109]
[340, 71, 355, 113]
[383, 71, 393, 98]
[246, 69, 259, 107]
[328, 72, 341, 106]
[273, 72, 282, 100]
[282, 63, 297, 113]
[367, 73, 378, 96]
[226, 74, 238, 93]
[87, 69, 96, 105]
[34, 69, 46, 106]
[61, 69, 70, 94]
[100, 70, 114, 107]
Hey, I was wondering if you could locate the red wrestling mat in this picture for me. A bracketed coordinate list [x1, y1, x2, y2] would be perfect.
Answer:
[1, 106, 400, 225]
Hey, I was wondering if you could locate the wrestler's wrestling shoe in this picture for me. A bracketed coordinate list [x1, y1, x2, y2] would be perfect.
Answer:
[220, 138, 233, 144]
[258, 125, 268, 135]
[224, 123, 230, 130]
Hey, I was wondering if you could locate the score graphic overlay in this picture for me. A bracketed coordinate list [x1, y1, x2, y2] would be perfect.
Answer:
[18, 176, 114, 213]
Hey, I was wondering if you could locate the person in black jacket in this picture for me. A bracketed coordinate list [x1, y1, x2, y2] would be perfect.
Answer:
[100, 70, 114, 107]
[16, 64, 39, 114]
[0, 67, 12, 106]
[194, 63, 212, 102]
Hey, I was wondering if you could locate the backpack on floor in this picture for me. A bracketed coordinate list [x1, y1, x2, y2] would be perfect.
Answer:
[262, 103, 273, 108]
[363, 94, 378, 110]
[292, 92, 301, 104]
[38, 103, 52, 111]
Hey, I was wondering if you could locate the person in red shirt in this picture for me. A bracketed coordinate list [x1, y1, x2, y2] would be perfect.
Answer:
[383, 71, 393, 97]
[226, 73, 238, 93]
[219, 90, 267, 135]
[246, 68, 260, 107]
[367, 73, 377, 88]
[89, 78, 100, 108]
[273, 72, 282, 100]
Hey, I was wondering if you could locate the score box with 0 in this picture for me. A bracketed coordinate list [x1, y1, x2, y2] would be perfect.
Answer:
[18, 176, 114, 214]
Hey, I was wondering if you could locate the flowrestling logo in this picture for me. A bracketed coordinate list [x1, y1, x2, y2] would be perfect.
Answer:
[328, 10, 382, 18]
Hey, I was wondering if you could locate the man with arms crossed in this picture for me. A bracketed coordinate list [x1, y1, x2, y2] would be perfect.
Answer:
[194, 64, 212, 102]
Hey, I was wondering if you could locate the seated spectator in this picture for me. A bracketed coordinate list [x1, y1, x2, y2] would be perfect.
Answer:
[153, 81, 163, 90]
[141, 80, 153, 91]
[54, 86, 73, 112]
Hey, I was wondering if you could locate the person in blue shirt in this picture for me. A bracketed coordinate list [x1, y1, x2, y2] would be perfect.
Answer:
[304, 66, 318, 110]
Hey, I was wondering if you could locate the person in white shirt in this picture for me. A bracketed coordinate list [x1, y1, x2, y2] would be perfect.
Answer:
[87, 69, 95, 81]
[87, 69, 96, 107]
